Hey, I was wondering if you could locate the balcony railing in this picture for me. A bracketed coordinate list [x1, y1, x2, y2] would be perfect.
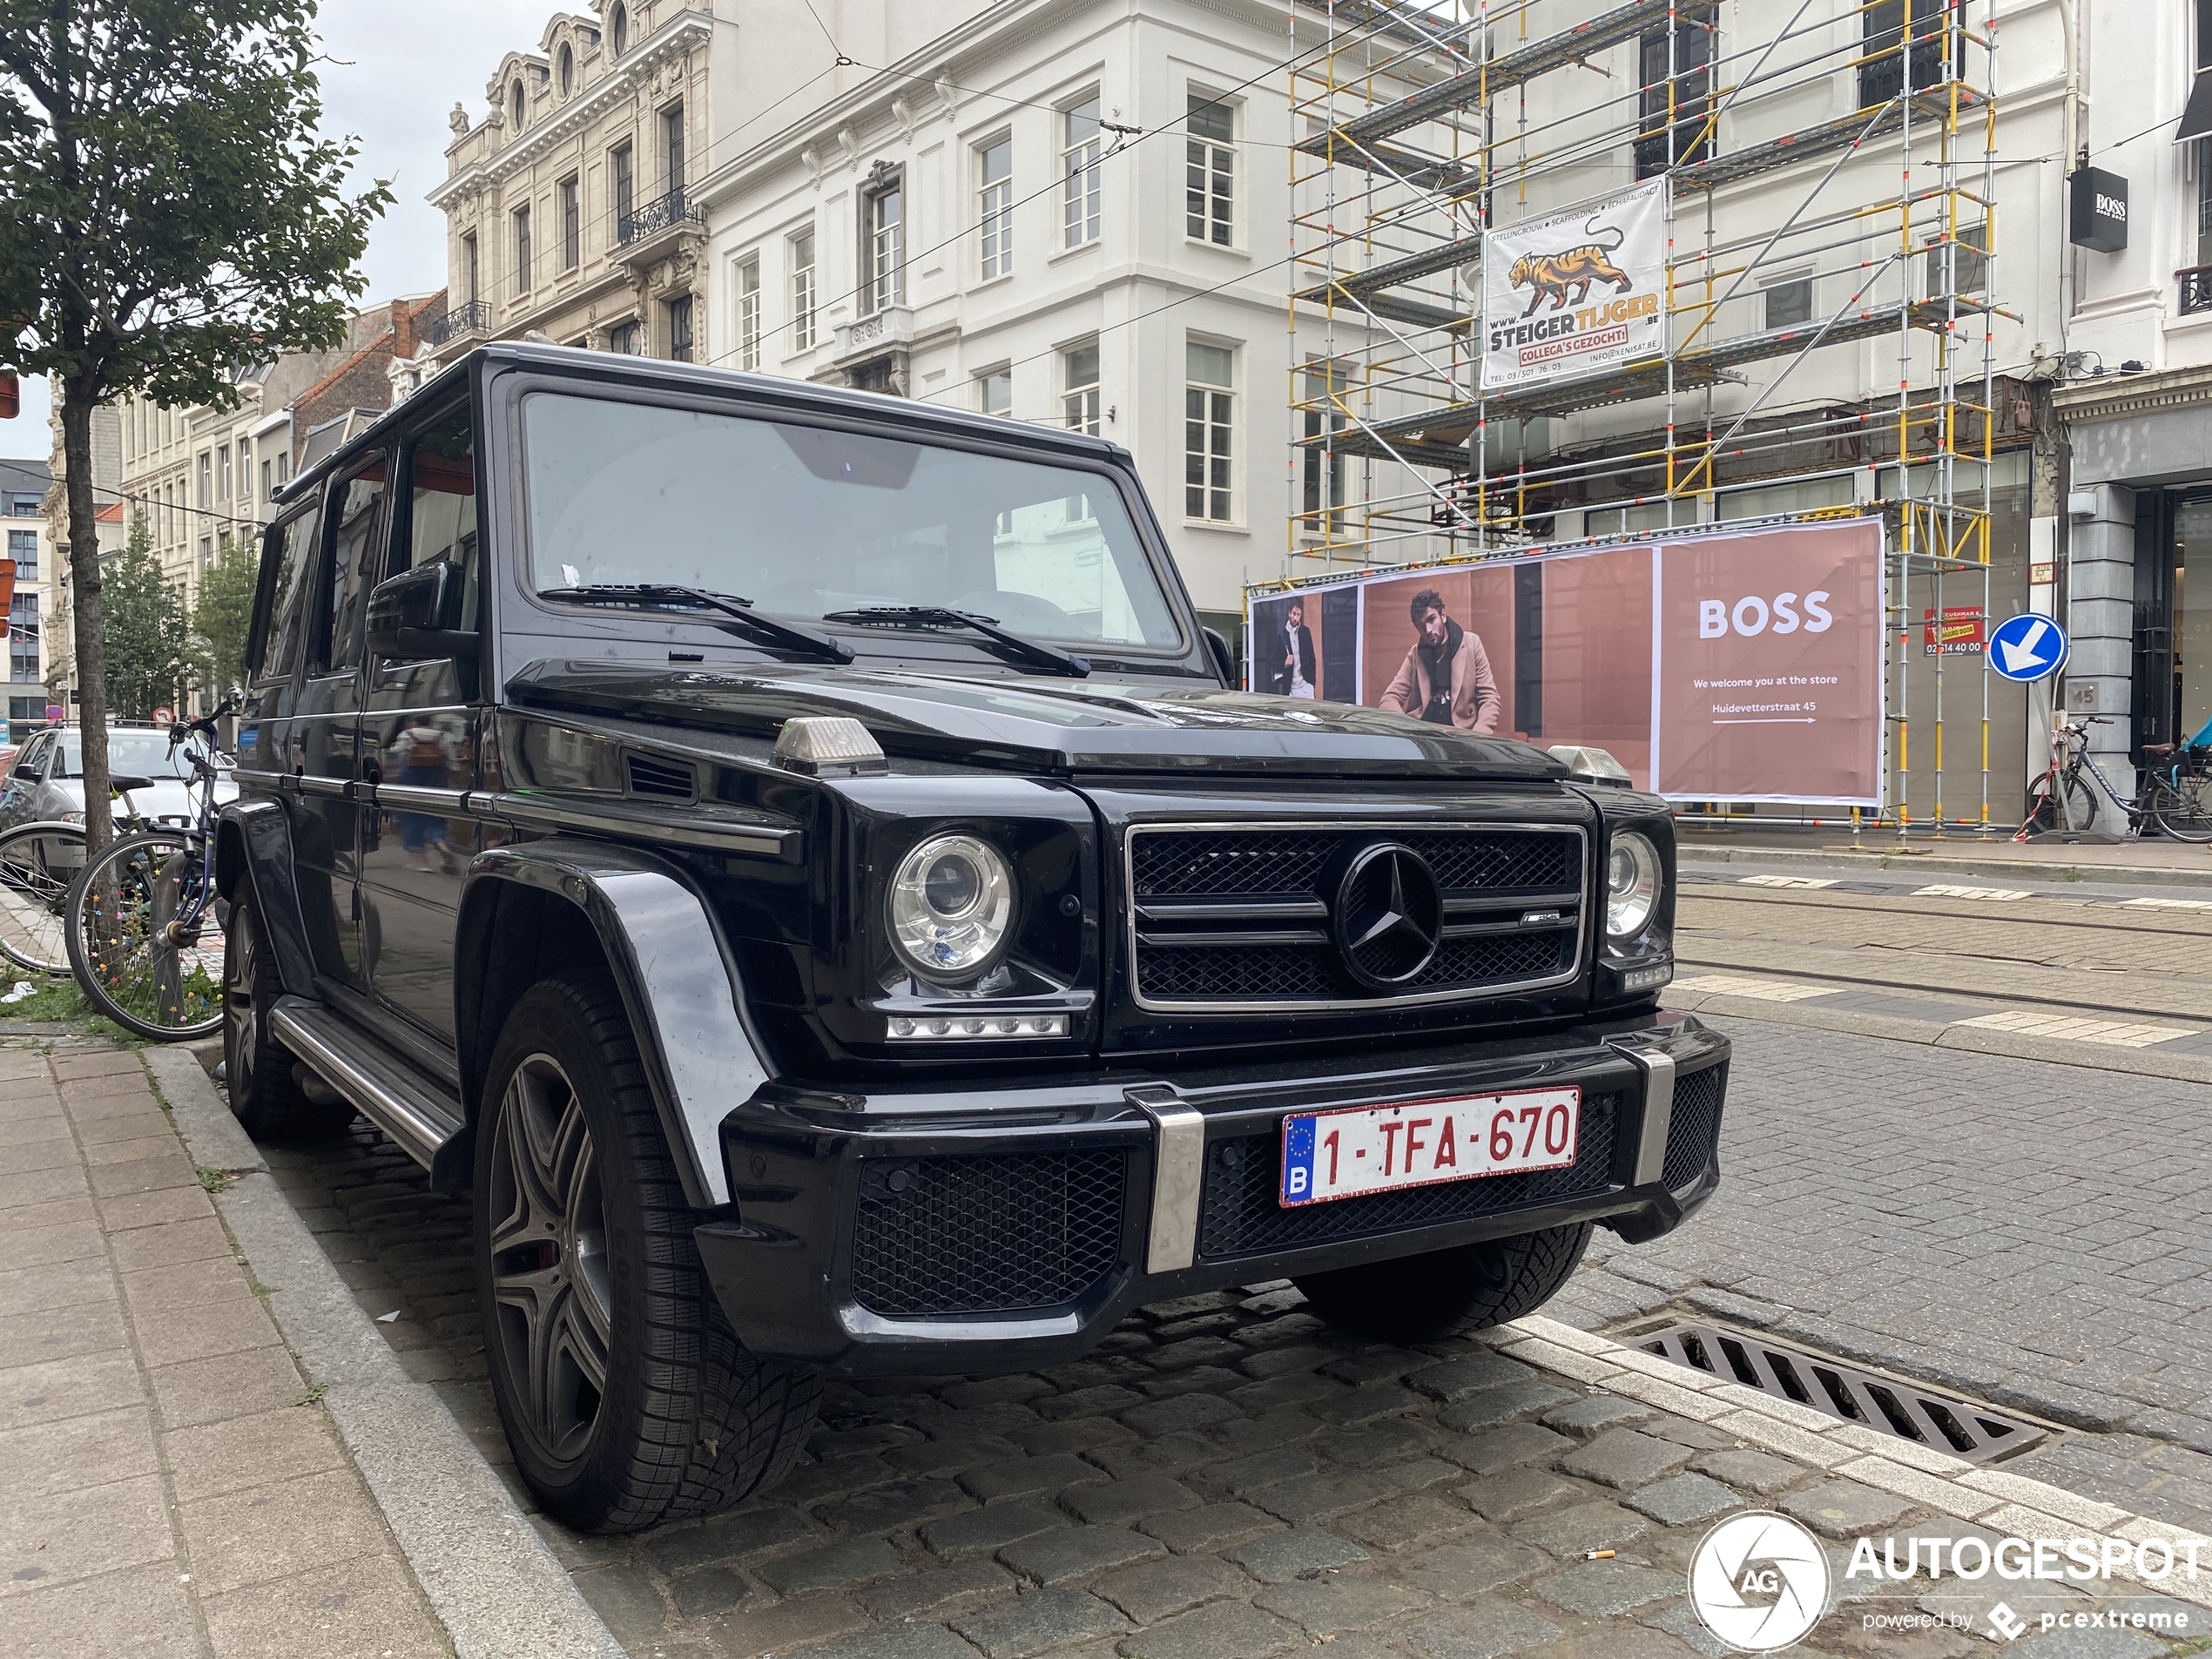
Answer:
[618, 190, 705, 248]
[429, 300, 491, 347]
[2181, 266, 2212, 317]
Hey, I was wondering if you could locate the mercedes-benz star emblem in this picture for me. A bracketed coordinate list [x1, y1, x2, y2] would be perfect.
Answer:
[1332, 843, 1443, 989]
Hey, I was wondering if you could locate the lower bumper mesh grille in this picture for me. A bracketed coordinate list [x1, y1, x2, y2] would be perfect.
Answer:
[1197, 1091, 1624, 1260]
[850, 1150, 1127, 1318]
[1661, 1062, 1728, 1191]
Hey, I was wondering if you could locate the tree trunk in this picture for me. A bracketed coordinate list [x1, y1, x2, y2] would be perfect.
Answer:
[59, 378, 111, 857]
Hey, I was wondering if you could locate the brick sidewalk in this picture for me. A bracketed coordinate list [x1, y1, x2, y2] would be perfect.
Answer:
[0, 1041, 451, 1659]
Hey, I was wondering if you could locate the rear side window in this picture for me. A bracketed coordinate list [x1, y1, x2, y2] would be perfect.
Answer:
[399, 405, 480, 632]
[318, 459, 388, 671]
[249, 506, 321, 685]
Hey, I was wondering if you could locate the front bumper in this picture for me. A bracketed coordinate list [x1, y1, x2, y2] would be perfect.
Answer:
[697, 1011, 1730, 1375]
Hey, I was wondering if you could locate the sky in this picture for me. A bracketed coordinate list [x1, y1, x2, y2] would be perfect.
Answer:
[5, 0, 551, 455]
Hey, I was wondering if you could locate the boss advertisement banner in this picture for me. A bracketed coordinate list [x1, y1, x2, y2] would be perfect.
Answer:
[1247, 517, 1885, 806]
[1482, 179, 1669, 390]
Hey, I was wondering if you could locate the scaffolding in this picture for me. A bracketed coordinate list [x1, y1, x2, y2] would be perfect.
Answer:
[1285, 0, 2011, 831]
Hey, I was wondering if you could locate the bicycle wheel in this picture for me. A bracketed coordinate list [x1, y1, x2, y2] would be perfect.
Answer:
[2149, 765, 2212, 843]
[64, 831, 224, 1041]
[2027, 770, 2099, 835]
[0, 821, 88, 975]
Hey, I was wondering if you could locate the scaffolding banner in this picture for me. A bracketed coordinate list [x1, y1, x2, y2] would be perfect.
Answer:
[1481, 180, 1669, 391]
[1245, 517, 1885, 806]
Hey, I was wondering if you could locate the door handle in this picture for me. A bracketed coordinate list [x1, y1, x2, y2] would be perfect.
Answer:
[361, 764, 382, 788]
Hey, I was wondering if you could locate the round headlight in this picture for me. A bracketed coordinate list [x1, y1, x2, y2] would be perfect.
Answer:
[1606, 831, 1662, 939]
[889, 834, 1015, 978]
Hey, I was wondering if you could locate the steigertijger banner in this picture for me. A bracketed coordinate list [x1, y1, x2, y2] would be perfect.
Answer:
[1245, 517, 1885, 806]
[1481, 179, 1669, 390]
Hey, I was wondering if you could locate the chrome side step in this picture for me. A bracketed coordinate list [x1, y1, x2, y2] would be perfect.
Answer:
[269, 997, 470, 1190]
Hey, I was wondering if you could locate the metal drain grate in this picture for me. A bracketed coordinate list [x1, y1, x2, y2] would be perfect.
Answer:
[1635, 1321, 2047, 1465]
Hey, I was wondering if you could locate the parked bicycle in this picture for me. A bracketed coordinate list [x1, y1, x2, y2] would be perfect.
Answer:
[0, 771, 181, 977]
[2024, 714, 2212, 841]
[62, 704, 233, 1039]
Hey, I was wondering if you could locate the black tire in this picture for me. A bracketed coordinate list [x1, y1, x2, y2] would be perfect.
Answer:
[2026, 771, 2098, 835]
[1292, 1223, 1594, 1345]
[2148, 767, 2212, 843]
[476, 975, 819, 1534]
[64, 830, 223, 1041]
[0, 820, 86, 975]
[222, 888, 354, 1140]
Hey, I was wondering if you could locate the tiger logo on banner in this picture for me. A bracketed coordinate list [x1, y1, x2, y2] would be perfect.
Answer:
[1482, 179, 1669, 391]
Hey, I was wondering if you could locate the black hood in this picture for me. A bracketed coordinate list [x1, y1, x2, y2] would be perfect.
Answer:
[507, 660, 1567, 781]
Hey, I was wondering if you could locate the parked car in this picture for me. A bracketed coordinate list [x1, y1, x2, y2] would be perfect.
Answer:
[219, 341, 1730, 1534]
[0, 723, 235, 832]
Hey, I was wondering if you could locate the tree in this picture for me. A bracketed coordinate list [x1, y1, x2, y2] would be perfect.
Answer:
[191, 533, 258, 698]
[0, 2, 388, 847]
[103, 516, 189, 720]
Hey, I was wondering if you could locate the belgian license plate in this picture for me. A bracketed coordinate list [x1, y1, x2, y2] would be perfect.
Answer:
[1278, 1087, 1581, 1208]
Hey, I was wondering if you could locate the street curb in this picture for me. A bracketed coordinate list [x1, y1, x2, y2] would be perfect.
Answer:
[1661, 989, 2212, 1085]
[143, 1045, 625, 1659]
[1497, 1315, 2212, 1610]
[1679, 843, 2212, 891]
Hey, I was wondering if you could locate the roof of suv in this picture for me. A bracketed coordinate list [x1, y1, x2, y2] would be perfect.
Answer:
[275, 341, 1135, 511]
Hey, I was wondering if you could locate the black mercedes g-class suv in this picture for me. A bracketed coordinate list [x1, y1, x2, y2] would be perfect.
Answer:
[219, 341, 1729, 1534]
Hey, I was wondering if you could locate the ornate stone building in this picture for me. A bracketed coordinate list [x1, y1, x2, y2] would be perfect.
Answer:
[426, 3, 713, 366]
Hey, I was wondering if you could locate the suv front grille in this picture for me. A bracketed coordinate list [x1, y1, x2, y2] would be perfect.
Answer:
[1661, 1062, 1728, 1191]
[1197, 1089, 1624, 1259]
[1128, 823, 1586, 1010]
[850, 1150, 1127, 1318]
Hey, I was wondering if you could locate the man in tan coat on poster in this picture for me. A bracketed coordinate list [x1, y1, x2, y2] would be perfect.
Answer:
[1379, 587, 1502, 733]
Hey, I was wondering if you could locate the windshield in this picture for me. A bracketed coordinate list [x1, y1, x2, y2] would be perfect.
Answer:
[54, 732, 212, 780]
[521, 394, 1184, 651]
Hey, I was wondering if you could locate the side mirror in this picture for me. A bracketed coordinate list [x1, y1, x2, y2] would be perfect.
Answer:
[1201, 626, 1238, 689]
[367, 562, 477, 661]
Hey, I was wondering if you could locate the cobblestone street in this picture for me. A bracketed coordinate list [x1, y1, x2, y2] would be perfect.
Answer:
[273, 982, 2212, 1657]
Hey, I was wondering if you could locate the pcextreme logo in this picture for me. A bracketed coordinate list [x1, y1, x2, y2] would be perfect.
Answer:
[1688, 1511, 1831, 1652]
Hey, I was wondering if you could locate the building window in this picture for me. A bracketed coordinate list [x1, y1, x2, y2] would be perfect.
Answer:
[1186, 92, 1234, 245]
[514, 205, 532, 294]
[665, 293, 693, 363]
[559, 176, 580, 271]
[260, 458, 273, 503]
[662, 103, 685, 199]
[865, 172, 904, 314]
[7, 529, 36, 578]
[1062, 94, 1102, 249]
[979, 368, 1013, 418]
[608, 319, 640, 354]
[558, 42, 573, 96]
[790, 228, 816, 350]
[511, 79, 526, 132]
[736, 255, 761, 369]
[1301, 358, 1346, 537]
[462, 232, 479, 305]
[1635, 6, 1715, 179]
[1860, 0, 1953, 108]
[1764, 273, 1814, 328]
[1062, 340, 1101, 435]
[611, 3, 627, 54]
[1184, 341, 1235, 523]
[197, 452, 212, 510]
[216, 443, 231, 503]
[978, 136, 1014, 280]
[1925, 223, 1989, 297]
[611, 143, 635, 237]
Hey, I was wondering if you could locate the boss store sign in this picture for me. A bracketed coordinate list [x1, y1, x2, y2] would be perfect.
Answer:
[2069, 168, 2128, 253]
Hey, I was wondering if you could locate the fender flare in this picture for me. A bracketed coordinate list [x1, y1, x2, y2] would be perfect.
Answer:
[456, 839, 768, 1209]
[215, 799, 319, 996]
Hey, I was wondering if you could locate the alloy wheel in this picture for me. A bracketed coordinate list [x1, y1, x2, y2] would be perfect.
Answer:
[487, 1054, 613, 1465]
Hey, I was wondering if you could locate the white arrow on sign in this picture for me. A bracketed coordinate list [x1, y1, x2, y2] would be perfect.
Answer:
[1996, 617, 2053, 676]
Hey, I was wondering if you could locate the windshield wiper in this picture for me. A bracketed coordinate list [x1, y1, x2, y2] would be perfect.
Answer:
[542, 583, 853, 664]
[819, 606, 1090, 678]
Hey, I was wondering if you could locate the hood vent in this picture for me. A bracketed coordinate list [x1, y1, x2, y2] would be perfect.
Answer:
[624, 752, 697, 803]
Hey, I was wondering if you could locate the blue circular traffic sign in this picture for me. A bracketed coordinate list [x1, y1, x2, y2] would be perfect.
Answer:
[1987, 612, 2068, 683]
